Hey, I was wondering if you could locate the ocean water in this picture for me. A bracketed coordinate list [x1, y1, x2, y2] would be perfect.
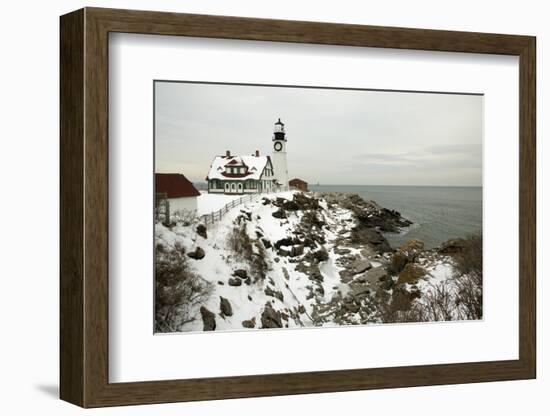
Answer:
[310, 185, 482, 249]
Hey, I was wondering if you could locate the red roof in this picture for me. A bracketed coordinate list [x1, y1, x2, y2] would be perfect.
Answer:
[155, 173, 200, 198]
[289, 178, 308, 185]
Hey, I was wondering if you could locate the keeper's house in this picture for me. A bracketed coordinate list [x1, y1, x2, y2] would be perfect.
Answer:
[206, 150, 276, 195]
[155, 173, 200, 213]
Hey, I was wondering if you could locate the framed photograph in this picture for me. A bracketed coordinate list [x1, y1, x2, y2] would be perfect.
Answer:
[60, 7, 536, 408]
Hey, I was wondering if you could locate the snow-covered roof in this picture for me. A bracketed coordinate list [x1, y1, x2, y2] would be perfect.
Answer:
[206, 154, 272, 181]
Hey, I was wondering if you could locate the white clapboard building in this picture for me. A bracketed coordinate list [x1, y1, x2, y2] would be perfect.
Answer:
[155, 173, 200, 213]
[206, 151, 275, 195]
[206, 119, 290, 195]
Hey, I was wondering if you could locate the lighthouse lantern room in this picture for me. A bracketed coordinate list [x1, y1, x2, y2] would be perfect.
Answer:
[272, 118, 289, 190]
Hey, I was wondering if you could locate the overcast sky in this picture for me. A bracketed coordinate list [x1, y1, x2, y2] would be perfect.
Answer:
[155, 81, 482, 186]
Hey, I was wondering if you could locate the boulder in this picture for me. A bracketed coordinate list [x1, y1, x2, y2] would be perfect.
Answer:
[274, 237, 294, 249]
[228, 277, 242, 287]
[200, 307, 216, 331]
[343, 299, 361, 313]
[339, 270, 354, 284]
[389, 239, 425, 273]
[290, 244, 305, 257]
[282, 267, 290, 281]
[187, 247, 205, 260]
[380, 275, 395, 291]
[261, 238, 272, 249]
[282, 199, 300, 211]
[233, 269, 248, 279]
[264, 286, 284, 302]
[352, 258, 372, 274]
[219, 296, 233, 317]
[349, 283, 371, 299]
[293, 193, 320, 210]
[389, 252, 408, 274]
[196, 224, 207, 239]
[240, 210, 252, 221]
[351, 226, 392, 253]
[261, 303, 283, 328]
[312, 248, 329, 263]
[397, 263, 426, 285]
[277, 247, 291, 257]
[272, 209, 287, 219]
[242, 317, 256, 328]
[364, 266, 389, 285]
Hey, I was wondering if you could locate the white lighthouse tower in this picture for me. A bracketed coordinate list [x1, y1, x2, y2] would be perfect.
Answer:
[271, 118, 289, 190]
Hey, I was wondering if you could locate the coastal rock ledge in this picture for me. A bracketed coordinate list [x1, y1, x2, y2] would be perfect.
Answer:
[155, 191, 482, 333]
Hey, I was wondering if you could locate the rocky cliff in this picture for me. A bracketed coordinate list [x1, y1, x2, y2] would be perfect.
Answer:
[155, 191, 481, 332]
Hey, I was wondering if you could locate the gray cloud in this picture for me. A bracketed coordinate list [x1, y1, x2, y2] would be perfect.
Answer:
[155, 82, 482, 186]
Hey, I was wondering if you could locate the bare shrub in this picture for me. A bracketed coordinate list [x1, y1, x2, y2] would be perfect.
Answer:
[455, 272, 482, 320]
[227, 223, 269, 282]
[421, 282, 456, 321]
[171, 209, 198, 226]
[454, 233, 482, 278]
[227, 223, 251, 255]
[155, 242, 212, 332]
[377, 295, 427, 324]
[453, 233, 482, 320]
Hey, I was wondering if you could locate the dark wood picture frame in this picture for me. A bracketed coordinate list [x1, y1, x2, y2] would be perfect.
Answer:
[60, 7, 536, 408]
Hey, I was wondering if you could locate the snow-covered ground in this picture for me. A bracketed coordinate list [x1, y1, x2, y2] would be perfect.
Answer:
[158, 190, 320, 332]
[196, 191, 244, 216]
[156, 190, 473, 333]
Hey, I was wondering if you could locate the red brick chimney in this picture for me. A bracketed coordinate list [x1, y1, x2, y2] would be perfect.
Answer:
[226, 150, 230, 157]
[255, 150, 260, 157]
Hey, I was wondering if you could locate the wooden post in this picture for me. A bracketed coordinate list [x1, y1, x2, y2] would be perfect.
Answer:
[164, 199, 170, 226]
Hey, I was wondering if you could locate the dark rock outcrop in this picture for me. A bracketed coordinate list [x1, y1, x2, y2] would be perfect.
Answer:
[352, 258, 372, 274]
[264, 286, 284, 302]
[219, 296, 233, 317]
[228, 277, 242, 287]
[242, 317, 256, 328]
[323, 192, 411, 232]
[233, 269, 248, 279]
[200, 306, 216, 331]
[397, 263, 426, 285]
[187, 246, 205, 260]
[272, 209, 287, 219]
[196, 224, 207, 239]
[312, 248, 329, 263]
[389, 239, 424, 273]
[261, 303, 283, 328]
[351, 226, 392, 254]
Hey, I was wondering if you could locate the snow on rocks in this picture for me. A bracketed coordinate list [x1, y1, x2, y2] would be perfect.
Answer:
[155, 191, 475, 333]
